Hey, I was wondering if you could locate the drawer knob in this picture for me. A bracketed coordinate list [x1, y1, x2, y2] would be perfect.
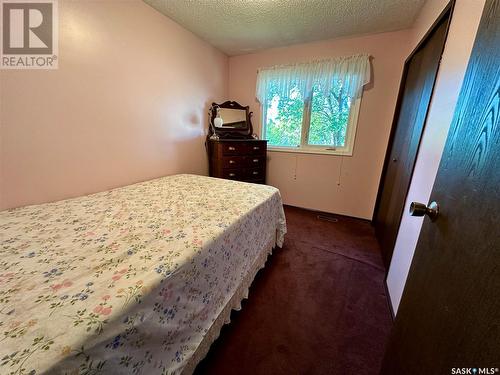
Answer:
[253, 146, 259, 150]
[228, 146, 236, 151]
[229, 173, 236, 177]
[253, 159, 259, 163]
[252, 171, 259, 175]
[229, 160, 235, 164]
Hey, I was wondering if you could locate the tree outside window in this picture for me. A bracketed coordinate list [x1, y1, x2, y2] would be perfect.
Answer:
[262, 77, 362, 155]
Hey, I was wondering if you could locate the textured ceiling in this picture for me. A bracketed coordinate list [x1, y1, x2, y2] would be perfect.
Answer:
[144, 0, 426, 56]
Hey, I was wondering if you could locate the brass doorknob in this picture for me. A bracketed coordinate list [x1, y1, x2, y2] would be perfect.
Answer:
[409, 201, 439, 221]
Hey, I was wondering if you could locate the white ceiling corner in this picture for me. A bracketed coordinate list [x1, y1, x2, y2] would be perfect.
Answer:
[144, 0, 426, 56]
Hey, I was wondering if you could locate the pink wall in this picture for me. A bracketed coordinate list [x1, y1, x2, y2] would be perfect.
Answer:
[386, 0, 486, 313]
[0, 0, 228, 210]
[228, 31, 411, 219]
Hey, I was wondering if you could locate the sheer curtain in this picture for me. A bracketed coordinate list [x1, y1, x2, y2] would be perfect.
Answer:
[256, 54, 371, 104]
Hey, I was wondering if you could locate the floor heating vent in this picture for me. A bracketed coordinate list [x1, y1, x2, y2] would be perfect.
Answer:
[316, 214, 338, 223]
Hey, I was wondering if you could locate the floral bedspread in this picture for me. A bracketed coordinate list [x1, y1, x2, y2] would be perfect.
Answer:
[0, 174, 286, 375]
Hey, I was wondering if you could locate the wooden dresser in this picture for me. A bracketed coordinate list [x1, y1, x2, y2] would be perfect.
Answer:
[208, 139, 267, 184]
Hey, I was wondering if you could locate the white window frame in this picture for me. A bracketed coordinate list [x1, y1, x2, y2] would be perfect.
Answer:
[261, 95, 362, 156]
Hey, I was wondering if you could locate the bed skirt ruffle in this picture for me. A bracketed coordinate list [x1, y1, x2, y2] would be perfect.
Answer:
[181, 235, 277, 375]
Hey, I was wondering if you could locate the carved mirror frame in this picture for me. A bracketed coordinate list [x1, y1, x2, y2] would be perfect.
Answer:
[208, 101, 255, 140]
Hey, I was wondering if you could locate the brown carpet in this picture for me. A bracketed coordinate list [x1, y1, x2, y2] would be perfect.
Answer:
[194, 205, 393, 375]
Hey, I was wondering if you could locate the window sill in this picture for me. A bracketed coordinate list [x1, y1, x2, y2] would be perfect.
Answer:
[267, 146, 353, 156]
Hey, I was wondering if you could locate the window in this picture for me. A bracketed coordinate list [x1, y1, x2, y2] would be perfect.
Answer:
[257, 54, 370, 155]
[264, 85, 305, 148]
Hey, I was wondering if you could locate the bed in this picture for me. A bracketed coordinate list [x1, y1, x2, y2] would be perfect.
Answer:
[0, 174, 286, 375]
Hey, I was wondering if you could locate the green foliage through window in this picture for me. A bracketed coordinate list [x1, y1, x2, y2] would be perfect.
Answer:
[264, 79, 355, 150]
[264, 81, 304, 147]
[308, 82, 351, 147]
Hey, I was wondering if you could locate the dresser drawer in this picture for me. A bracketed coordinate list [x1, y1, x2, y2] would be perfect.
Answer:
[247, 156, 265, 167]
[222, 169, 245, 180]
[247, 168, 264, 180]
[222, 156, 246, 168]
[248, 143, 266, 155]
[221, 143, 246, 155]
[208, 139, 267, 184]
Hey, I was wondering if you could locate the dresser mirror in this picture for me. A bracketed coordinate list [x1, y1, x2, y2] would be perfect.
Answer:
[217, 108, 247, 129]
[208, 101, 256, 140]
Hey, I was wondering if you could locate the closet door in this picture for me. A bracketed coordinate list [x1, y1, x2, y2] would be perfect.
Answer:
[374, 7, 451, 269]
[381, 0, 499, 370]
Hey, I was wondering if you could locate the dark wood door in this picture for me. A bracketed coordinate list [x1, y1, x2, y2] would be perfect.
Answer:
[374, 9, 451, 269]
[381, 0, 499, 373]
